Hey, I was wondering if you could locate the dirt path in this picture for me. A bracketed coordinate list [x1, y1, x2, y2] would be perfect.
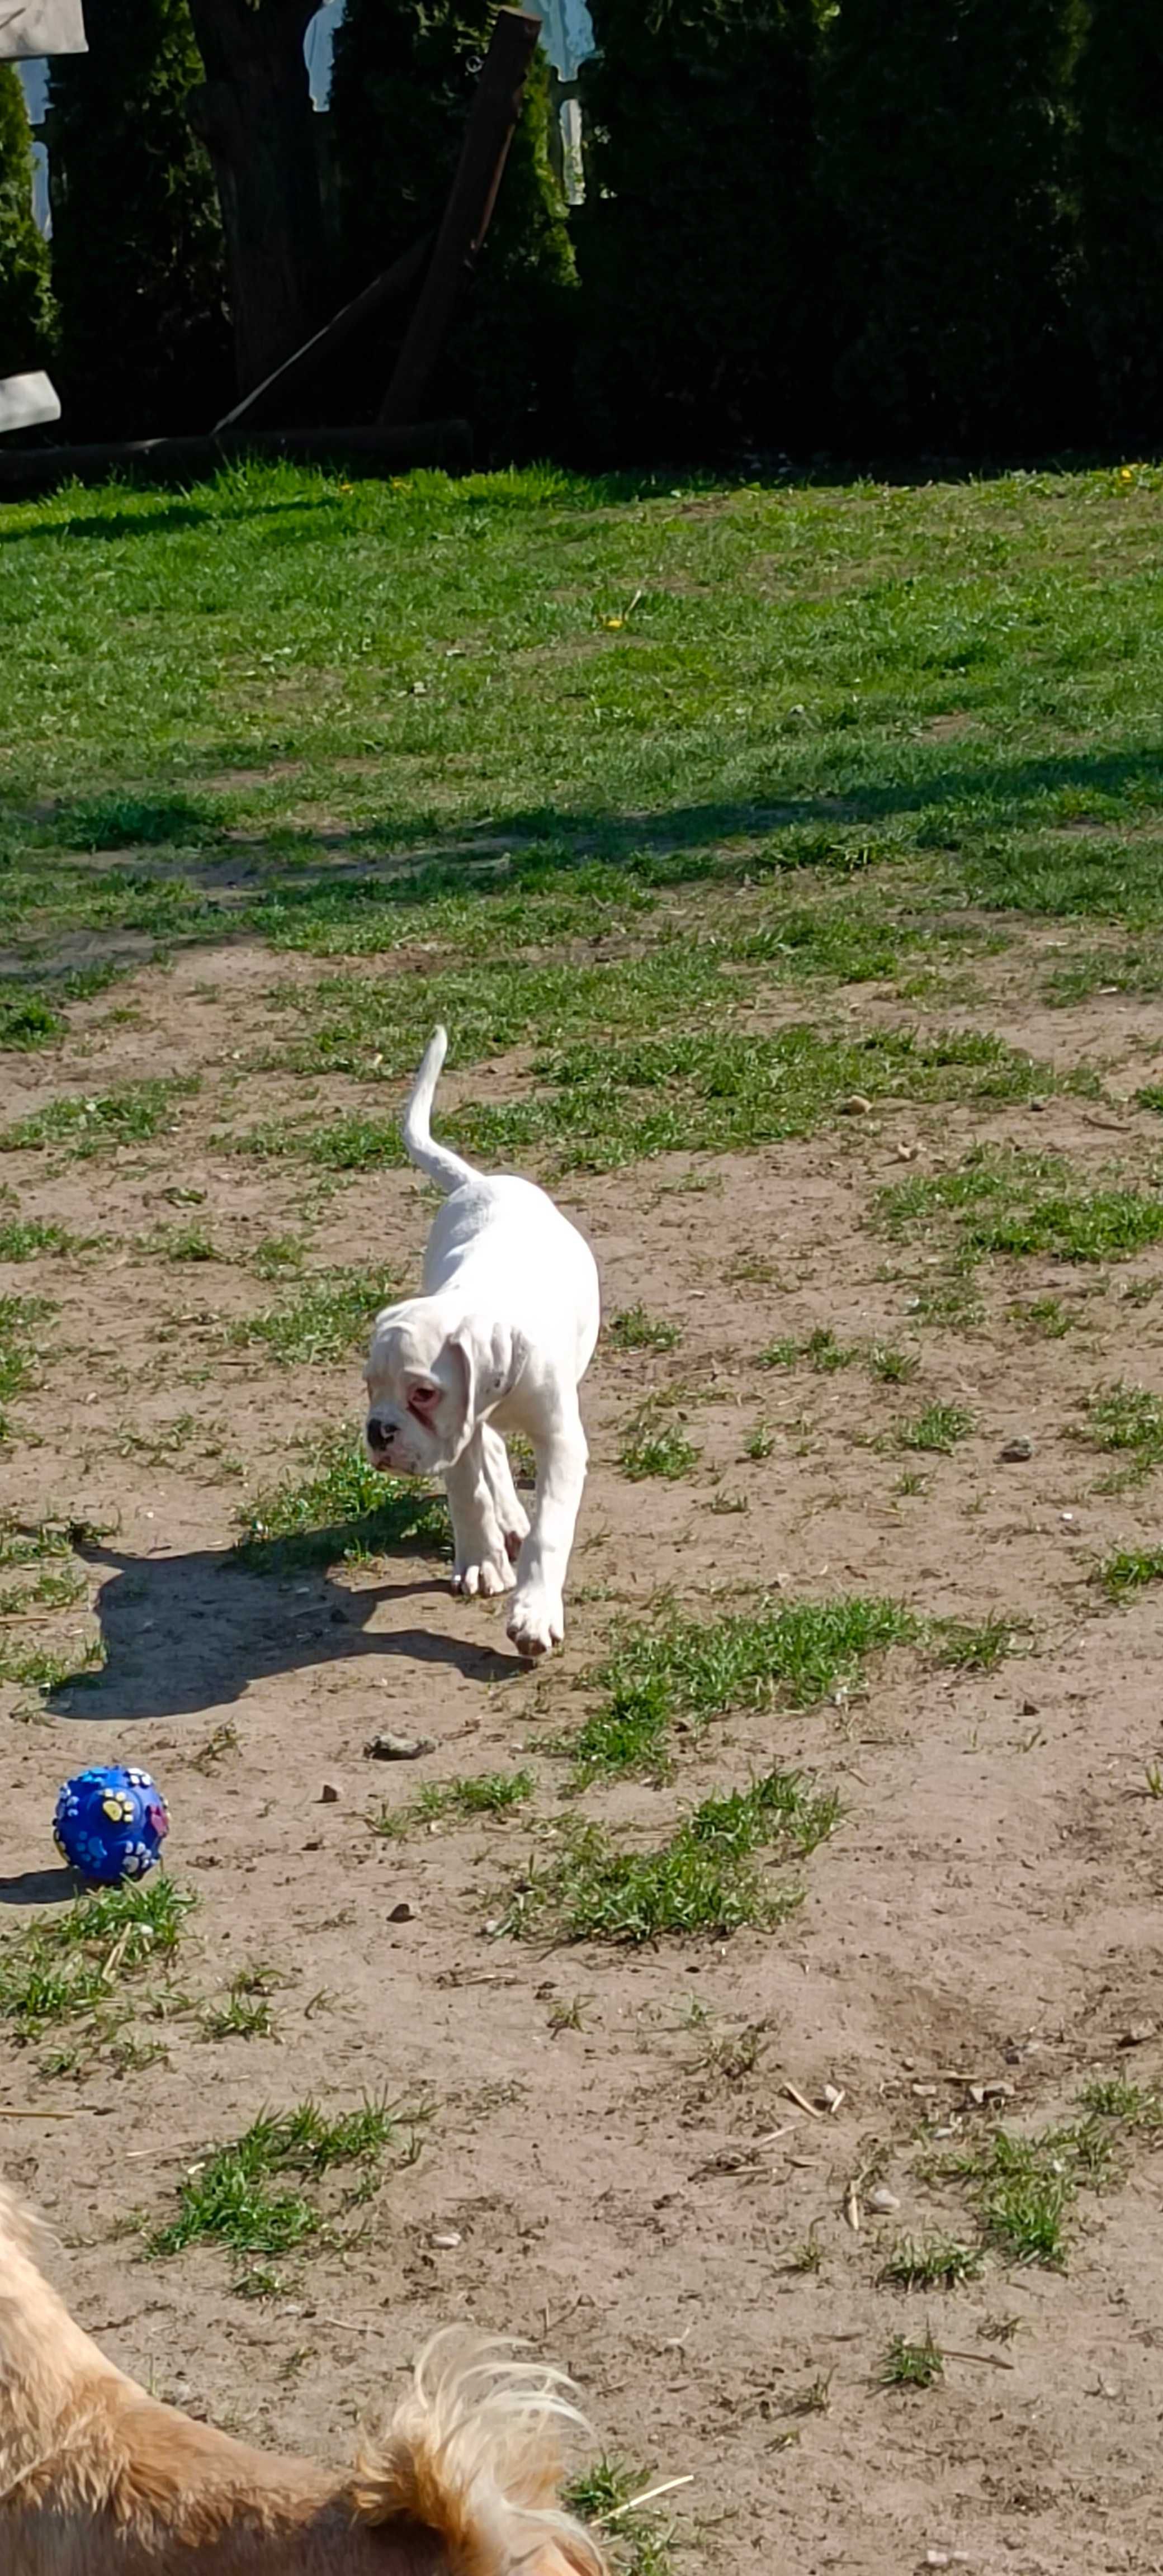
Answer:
[3, 935, 1163, 2576]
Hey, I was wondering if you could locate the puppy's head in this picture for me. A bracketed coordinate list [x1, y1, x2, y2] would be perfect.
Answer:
[364, 1304, 513, 1476]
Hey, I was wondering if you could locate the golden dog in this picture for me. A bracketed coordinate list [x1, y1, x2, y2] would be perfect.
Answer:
[0, 2182, 606, 2576]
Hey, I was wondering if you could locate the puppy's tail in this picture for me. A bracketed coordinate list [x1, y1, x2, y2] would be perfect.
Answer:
[403, 1025, 480, 1196]
[348, 2331, 606, 2576]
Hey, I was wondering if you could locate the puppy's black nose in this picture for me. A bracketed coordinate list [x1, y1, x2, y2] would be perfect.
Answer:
[368, 1419, 393, 1447]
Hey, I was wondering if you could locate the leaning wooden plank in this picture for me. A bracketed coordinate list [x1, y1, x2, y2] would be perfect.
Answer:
[214, 232, 433, 434]
[0, 419, 472, 501]
[0, 0, 86, 56]
[380, 7, 540, 429]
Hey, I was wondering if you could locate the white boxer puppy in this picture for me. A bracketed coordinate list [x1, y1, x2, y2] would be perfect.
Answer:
[364, 1025, 600, 1659]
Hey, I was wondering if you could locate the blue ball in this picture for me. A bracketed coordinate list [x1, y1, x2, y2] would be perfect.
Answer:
[53, 1765, 169, 1886]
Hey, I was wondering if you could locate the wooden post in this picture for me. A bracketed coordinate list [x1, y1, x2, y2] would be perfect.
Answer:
[379, 7, 541, 430]
[215, 234, 433, 435]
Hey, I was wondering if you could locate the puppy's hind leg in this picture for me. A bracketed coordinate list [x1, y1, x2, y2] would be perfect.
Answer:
[481, 1423, 530, 1564]
[444, 1431, 516, 1597]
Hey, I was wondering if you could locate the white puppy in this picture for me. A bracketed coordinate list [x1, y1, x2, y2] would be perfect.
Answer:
[365, 1025, 599, 1659]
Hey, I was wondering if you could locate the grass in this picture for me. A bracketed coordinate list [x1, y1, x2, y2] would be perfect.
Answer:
[149, 2094, 422, 2263]
[0, 1215, 76, 1260]
[1009, 1294, 1077, 1338]
[0, 1878, 193, 2040]
[932, 1613, 1018, 1671]
[881, 2236, 983, 2291]
[1080, 1382, 1163, 1483]
[1098, 1545, 1163, 1599]
[880, 2331, 944, 2390]
[0, 1078, 198, 1160]
[881, 1147, 1163, 1268]
[607, 1305, 680, 1352]
[0, 1292, 51, 1409]
[9, 466, 1163, 988]
[372, 1769, 535, 1838]
[499, 1767, 839, 1943]
[571, 1593, 919, 1781]
[934, 2115, 1123, 2270]
[201, 1966, 283, 2041]
[1081, 2076, 1162, 2128]
[618, 1404, 701, 1481]
[234, 1268, 395, 1366]
[762, 1326, 858, 1372]
[896, 1402, 975, 1454]
[235, 1428, 447, 1571]
[564, 2459, 677, 2576]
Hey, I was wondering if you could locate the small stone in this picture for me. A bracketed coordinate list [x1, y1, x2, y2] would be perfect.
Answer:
[1021, 1697, 1039, 1717]
[1000, 1436, 1033, 1462]
[429, 2229, 462, 2250]
[319, 1781, 341, 1804]
[1028, 1096, 1047, 1114]
[896, 1141, 919, 1162]
[911, 2081, 937, 2098]
[365, 1731, 434, 1761]
[840, 1092, 873, 1116]
[302, 1836, 322, 1852]
[820, 2082, 845, 2114]
[1118, 2021, 1156, 2049]
[867, 2185, 900, 2214]
[387, 1899, 416, 1922]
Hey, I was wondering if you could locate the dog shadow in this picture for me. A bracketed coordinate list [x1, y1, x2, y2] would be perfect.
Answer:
[46, 1535, 519, 1724]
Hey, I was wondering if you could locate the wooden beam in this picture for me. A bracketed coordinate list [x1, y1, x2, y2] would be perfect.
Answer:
[214, 233, 433, 434]
[0, 420, 472, 502]
[379, 7, 541, 429]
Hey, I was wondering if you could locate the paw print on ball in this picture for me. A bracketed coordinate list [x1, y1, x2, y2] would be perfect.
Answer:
[53, 1765, 169, 1886]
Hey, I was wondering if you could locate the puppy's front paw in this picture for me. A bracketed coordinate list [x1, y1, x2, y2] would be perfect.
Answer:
[452, 1552, 517, 1599]
[507, 1586, 564, 1660]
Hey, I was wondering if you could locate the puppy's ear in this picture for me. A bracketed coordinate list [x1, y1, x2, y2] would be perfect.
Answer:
[445, 1320, 515, 1443]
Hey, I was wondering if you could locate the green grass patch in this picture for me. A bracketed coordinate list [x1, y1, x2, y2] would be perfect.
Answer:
[880, 2331, 944, 2390]
[1009, 1294, 1077, 1338]
[880, 2236, 983, 2291]
[762, 1325, 858, 1373]
[0, 1215, 75, 1260]
[0, 1878, 192, 2040]
[148, 2094, 423, 2262]
[372, 1768, 535, 1839]
[564, 2459, 677, 2576]
[881, 1147, 1163, 1267]
[934, 2115, 1121, 2270]
[607, 1304, 681, 1352]
[1098, 1545, 1163, 1598]
[200, 1965, 283, 2042]
[931, 1613, 1018, 1672]
[618, 1403, 701, 1481]
[573, 1594, 919, 1781]
[1080, 2076, 1163, 2128]
[234, 1269, 396, 1366]
[1080, 1381, 1163, 1483]
[235, 1429, 447, 1572]
[225, 1026, 1091, 1178]
[500, 1767, 838, 1944]
[0, 1078, 198, 1160]
[896, 1401, 975, 1455]
[0, 1292, 51, 1410]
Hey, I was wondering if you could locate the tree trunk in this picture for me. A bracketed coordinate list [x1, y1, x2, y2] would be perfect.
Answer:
[186, 0, 324, 395]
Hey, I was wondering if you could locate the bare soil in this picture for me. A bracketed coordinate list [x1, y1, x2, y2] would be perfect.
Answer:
[3, 935, 1163, 2576]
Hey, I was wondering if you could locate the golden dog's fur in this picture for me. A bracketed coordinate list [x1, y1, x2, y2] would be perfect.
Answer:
[0, 2182, 607, 2576]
